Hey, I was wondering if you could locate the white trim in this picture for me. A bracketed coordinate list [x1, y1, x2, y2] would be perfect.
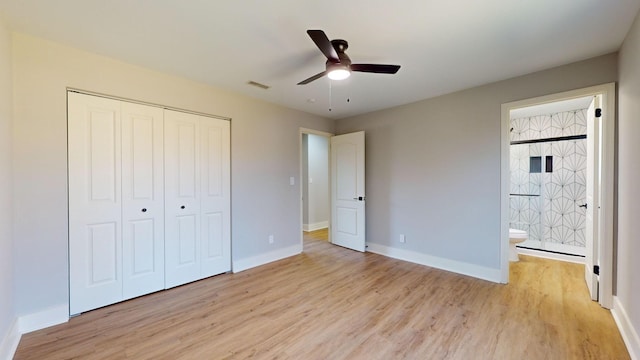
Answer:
[67, 88, 231, 121]
[0, 318, 20, 360]
[18, 305, 68, 334]
[500, 101, 510, 283]
[542, 242, 586, 257]
[232, 244, 302, 273]
[367, 243, 502, 283]
[612, 296, 640, 360]
[303, 221, 328, 232]
[516, 247, 585, 264]
[500, 83, 616, 308]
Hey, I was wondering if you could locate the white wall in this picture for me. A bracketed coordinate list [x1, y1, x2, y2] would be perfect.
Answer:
[11, 33, 334, 318]
[616, 8, 640, 358]
[336, 54, 618, 279]
[305, 134, 329, 230]
[0, 16, 15, 354]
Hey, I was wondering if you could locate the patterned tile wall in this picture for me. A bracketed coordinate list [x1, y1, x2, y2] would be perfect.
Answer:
[510, 108, 588, 252]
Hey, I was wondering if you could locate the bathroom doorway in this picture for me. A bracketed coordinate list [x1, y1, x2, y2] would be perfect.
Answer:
[500, 83, 615, 308]
[508, 96, 593, 258]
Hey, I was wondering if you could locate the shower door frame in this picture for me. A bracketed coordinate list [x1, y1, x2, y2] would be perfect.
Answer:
[500, 82, 616, 309]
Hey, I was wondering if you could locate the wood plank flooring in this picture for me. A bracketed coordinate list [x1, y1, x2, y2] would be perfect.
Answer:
[14, 229, 629, 359]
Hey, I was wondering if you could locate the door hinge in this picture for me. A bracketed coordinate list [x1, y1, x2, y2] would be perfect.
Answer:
[593, 265, 600, 275]
[595, 108, 602, 118]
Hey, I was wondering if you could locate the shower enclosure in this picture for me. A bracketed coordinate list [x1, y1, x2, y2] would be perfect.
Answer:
[509, 107, 588, 256]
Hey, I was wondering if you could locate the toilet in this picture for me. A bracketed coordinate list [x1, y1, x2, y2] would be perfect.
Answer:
[509, 228, 528, 262]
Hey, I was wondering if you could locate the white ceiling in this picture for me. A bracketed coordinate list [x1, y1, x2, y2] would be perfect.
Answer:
[1, 1, 639, 119]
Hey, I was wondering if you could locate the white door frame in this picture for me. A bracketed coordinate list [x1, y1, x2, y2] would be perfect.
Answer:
[299, 128, 334, 249]
[500, 82, 615, 309]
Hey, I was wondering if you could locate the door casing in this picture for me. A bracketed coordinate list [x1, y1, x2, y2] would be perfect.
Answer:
[299, 128, 334, 249]
[500, 83, 616, 309]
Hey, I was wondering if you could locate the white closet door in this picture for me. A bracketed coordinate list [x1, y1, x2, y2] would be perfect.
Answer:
[164, 110, 202, 288]
[200, 119, 231, 277]
[121, 102, 165, 299]
[69, 92, 123, 314]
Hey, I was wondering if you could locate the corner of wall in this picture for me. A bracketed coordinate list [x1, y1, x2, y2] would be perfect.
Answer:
[0, 14, 17, 360]
[612, 296, 640, 360]
[0, 319, 20, 360]
[0, 304, 69, 359]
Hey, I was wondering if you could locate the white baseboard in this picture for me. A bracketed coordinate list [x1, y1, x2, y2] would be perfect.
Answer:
[303, 221, 328, 232]
[517, 247, 585, 264]
[612, 296, 640, 360]
[18, 304, 68, 334]
[0, 318, 20, 360]
[232, 244, 302, 273]
[366, 243, 502, 283]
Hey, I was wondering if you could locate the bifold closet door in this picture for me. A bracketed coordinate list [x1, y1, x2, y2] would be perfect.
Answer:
[121, 102, 165, 300]
[164, 110, 230, 288]
[200, 117, 231, 277]
[69, 93, 124, 314]
[69, 93, 165, 314]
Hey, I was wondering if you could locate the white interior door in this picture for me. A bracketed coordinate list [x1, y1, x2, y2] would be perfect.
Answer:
[200, 118, 231, 277]
[331, 131, 366, 252]
[121, 102, 165, 300]
[68, 93, 123, 314]
[164, 110, 202, 288]
[585, 95, 601, 300]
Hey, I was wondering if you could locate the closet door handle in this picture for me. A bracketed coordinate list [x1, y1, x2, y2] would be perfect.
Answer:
[180, 205, 186, 209]
[141, 208, 147, 213]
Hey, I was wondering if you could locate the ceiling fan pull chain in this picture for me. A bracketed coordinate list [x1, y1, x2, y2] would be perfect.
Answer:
[329, 80, 332, 112]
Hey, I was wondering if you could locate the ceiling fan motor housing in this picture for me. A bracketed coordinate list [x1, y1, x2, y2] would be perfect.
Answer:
[297, 29, 400, 85]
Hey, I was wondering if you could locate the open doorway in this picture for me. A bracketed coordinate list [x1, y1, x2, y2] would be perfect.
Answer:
[299, 129, 333, 247]
[508, 96, 593, 259]
[500, 83, 615, 309]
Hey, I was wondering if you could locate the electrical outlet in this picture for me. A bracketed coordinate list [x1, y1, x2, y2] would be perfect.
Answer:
[269, 235, 274, 244]
[399, 234, 406, 243]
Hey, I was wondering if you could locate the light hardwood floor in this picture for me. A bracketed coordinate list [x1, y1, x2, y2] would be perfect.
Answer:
[14, 229, 629, 359]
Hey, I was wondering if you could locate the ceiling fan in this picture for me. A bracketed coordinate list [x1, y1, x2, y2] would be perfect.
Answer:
[297, 30, 401, 85]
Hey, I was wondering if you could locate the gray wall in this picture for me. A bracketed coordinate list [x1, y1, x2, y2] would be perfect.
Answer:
[0, 18, 15, 345]
[11, 33, 334, 316]
[336, 54, 618, 271]
[617, 8, 640, 352]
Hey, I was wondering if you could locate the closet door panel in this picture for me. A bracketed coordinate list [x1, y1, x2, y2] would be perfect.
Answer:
[201, 119, 231, 276]
[164, 110, 202, 288]
[121, 102, 165, 299]
[68, 92, 123, 314]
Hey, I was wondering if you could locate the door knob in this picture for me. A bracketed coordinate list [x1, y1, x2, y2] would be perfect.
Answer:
[352, 196, 365, 201]
[141, 208, 147, 212]
[579, 203, 588, 209]
[180, 205, 186, 209]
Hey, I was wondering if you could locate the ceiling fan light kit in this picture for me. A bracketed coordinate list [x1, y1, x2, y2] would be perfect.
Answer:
[298, 29, 400, 85]
[327, 63, 351, 80]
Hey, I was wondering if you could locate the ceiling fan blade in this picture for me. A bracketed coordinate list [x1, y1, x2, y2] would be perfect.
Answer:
[297, 70, 328, 85]
[307, 30, 339, 62]
[351, 64, 401, 74]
